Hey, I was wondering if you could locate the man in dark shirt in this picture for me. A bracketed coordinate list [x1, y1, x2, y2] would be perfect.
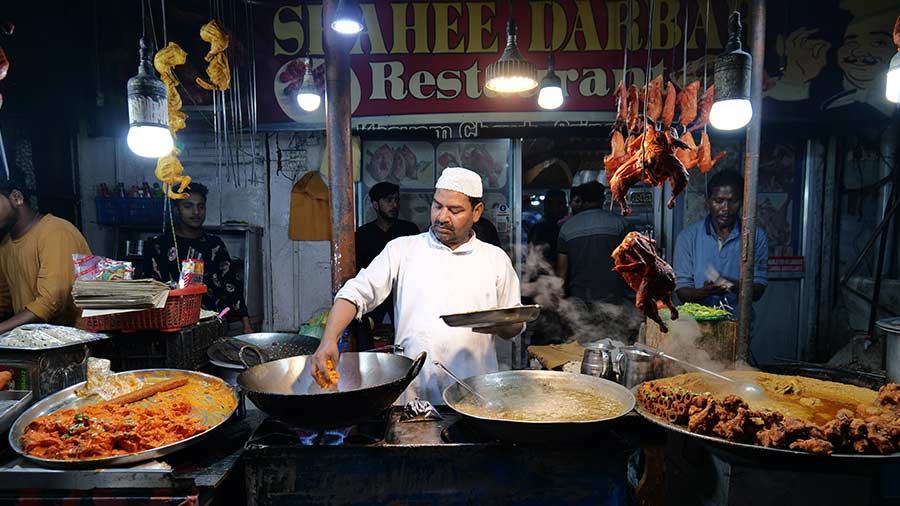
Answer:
[473, 216, 502, 248]
[556, 181, 629, 304]
[528, 190, 567, 265]
[142, 183, 252, 334]
[355, 183, 419, 346]
[356, 182, 419, 269]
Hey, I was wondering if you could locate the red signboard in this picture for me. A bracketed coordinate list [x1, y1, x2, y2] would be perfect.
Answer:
[253, 1, 740, 128]
[768, 256, 804, 273]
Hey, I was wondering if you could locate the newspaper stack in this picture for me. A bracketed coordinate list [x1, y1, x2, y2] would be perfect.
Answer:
[73, 279, 170, 316]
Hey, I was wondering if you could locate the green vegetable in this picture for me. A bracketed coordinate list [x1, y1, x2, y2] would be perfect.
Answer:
[676, 303, 730, 319]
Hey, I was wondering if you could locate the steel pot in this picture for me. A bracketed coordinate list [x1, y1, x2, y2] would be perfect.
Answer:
[878, 317, 900, 383]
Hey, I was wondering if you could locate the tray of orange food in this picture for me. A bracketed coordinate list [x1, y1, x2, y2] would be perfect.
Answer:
[7, 369, 238, 468]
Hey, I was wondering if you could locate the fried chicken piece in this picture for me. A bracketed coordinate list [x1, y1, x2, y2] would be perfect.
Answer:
[688, 398, 719, 433]
[662, 81, 677, 128]
[688, 85, 715, 132]
[789, 438, 834, 456]
[677, 80, 700, 127]
[608, 127, 657, 215]
[646, 75, 663, 122]
[878, 384, 900, 407]
[199, 20, 229, 62]
[698, 131, 727, 173]
[154, 42, 187, 84]
[676, 131, 699, 170]
[0, 47, 8, 82]
[721, 395, 749, 412]
[604, 130, 628, 176]
[313, 359, 341, 389]
[652, 128, 692, 209]
[611, 231, 679, 331]
[865, 422, 895, 454]
[155, 153, 191, 199]
[757, 425, 787, 448]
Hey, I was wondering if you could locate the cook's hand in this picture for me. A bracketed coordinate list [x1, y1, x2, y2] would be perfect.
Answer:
[777, 27, 831, 85]
[311, 340, 340, 382]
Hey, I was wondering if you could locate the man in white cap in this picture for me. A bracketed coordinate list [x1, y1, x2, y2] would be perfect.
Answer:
[311, 167, 524, 404]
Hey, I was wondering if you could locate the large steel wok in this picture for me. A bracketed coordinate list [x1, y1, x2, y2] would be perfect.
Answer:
[237, 351, 426, 429]
[442, 370, 635, 443]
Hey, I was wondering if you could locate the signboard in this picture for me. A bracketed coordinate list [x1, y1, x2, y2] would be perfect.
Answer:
[250, 1, 900, 130]
[768, 256, 805, 273]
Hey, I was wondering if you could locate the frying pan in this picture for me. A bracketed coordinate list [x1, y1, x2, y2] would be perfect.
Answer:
[237, 351, 426, 429]
[442, 370, 635, 442]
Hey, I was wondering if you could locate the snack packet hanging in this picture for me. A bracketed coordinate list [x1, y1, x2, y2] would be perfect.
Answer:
[179, 259, 204, 288]
[97, 258, 134, 280]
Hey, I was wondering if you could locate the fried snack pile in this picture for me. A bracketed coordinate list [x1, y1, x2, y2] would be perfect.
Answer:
[22, 402, 206, 460]
[639, 380, 900, 457]
[196, 20, 230, 91]
[605, 77, 726, 215]
[314, 359, 340, 389]
[153, 42, 188, 135]
[612, 232, 678, 332]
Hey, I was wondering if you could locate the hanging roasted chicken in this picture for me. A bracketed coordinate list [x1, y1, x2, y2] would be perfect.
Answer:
[153, 42, 188, 135]
[196, 20, 230, 91]
[0, 19, 14, 110]
[611, 231, 678, 332]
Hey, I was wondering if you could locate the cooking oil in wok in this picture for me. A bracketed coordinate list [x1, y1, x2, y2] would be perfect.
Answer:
[456, 381, 625, 422]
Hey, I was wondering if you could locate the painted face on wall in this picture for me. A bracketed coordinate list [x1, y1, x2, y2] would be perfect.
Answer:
[837, 19, 894, 90]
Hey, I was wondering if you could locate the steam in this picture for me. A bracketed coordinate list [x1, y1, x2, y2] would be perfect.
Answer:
[519, 245, 643, 344]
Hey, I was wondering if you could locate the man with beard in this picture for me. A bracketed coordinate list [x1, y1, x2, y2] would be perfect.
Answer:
[312, 168, 523, 404]
[0, 178, 91, 333]
[142, 183, 252, 334]
[354, 182, 419, 348]
[673, 171, 768, 315]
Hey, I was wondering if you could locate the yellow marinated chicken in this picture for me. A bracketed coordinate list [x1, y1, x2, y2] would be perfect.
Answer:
[153, 42, 188, 135]
[196, 52, 230, 91]
[196, 20, 230, 91]
[155, 152, 191, 200]
[199, 20, 229, 62]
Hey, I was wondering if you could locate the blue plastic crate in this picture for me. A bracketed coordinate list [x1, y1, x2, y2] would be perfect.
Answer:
[95, 197, 166, 226]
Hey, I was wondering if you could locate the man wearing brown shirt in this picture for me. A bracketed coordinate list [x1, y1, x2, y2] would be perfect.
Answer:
[0, 178, 91, 333]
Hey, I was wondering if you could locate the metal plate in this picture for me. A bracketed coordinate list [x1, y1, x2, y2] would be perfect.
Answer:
[440, 305, 541, 328]
[0, 325, 109, 351]
[631, 384, 900, 461]
[8, 369, 238, 469]
[877, 317, 900, 334]
[0, 390, 33, 434]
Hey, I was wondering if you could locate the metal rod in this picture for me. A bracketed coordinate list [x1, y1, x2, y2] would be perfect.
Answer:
[736, 0, 766, 367]
[838, 194, 900, 287]
[324, 0, 357, 351]
[433, 361, 493, 406]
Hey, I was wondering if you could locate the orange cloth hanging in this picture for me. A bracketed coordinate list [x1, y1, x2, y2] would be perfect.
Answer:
[289, 171, 332, 241]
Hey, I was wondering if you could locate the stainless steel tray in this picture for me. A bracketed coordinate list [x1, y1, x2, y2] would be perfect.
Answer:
[0, 325, 109, 351]
[441, 305, 541, 328]
[631, 384, 900, 461]
[8, 369, 238, 469]
[0, 390, 33, 434]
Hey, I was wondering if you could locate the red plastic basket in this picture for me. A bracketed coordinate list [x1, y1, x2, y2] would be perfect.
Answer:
[81, 285, 208, 333]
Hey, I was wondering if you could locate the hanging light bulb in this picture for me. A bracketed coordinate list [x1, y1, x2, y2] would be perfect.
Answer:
[485, 5, 538, 94]
[887, 52, 900, 103]
[331, 0, 364, 35]
[538, 54, 564, 110]
[710, 12, 752, 131]
[126, 37, 173, 158]
[296, 57, 321, 112]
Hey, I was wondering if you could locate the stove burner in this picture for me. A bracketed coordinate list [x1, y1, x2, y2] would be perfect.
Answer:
[246, 415, 388, 448]
[296, 427, 352, 446]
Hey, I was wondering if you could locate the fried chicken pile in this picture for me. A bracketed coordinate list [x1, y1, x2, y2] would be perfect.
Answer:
[196, 20, 230, 92]
[611, 232, 678, 332]
[604, 77, 726, 215]
[638, 382, 900, 457]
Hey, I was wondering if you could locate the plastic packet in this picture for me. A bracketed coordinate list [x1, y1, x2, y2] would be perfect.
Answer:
[72, 254, 102, 280]
[179, 259, 205, 288]
[97, 258, 134, 280]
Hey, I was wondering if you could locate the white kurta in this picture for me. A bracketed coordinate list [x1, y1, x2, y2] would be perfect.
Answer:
[335, 230, 522, 405]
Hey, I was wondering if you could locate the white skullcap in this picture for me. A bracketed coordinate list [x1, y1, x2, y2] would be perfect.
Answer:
[435, 167, 483, 198]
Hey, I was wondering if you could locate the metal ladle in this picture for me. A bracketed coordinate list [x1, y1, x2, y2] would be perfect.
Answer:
[635, 344, 765, 399]
[433, 360, 503, 409]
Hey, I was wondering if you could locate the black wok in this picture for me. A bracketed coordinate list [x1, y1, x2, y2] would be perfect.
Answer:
[237, 351, 426, 428]
[442, 370, 635, 443]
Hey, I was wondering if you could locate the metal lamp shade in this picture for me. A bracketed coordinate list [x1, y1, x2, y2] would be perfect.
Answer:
[713, 49, 751, 103]
[127, 38, 169, 130]
[485, 20, 538, 93]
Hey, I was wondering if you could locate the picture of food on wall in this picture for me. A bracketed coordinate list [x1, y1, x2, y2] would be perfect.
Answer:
[363, 142, 435, 189]
[436, 140, 509, 189]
